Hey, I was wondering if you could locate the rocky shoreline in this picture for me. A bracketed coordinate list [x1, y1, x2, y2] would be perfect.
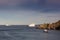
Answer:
[36, 20, 60, 30]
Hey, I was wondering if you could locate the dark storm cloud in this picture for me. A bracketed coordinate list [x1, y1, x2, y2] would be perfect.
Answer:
[0, 0, 60, 5]
[0, 0, 60, 12]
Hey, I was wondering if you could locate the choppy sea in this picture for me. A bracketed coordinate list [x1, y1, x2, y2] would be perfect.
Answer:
[0, 25, 60, 40]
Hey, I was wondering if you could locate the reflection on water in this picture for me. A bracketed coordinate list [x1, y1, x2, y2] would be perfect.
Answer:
[0, 26, 60, 40]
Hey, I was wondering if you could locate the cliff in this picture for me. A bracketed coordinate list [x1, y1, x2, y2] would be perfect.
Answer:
[37, 20, 60, 30]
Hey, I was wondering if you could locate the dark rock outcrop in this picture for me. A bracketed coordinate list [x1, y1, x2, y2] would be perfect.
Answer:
[37, 20, 60, 30]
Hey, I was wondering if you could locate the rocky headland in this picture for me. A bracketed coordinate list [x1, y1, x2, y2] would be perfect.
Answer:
[36, 20, 60, 30]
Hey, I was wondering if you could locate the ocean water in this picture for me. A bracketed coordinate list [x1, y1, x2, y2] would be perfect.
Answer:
[0, 25, 60, 40]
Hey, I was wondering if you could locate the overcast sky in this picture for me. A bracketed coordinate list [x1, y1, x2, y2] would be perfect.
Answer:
[0, 0, 60, 25]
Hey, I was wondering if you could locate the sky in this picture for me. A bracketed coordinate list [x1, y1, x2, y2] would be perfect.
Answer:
[0, 0, 60, 25]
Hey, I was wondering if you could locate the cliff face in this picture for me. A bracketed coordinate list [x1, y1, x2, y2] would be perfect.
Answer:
[53, 20, 60, 30]
[39, 24, 49, 29]
[49, 20, 60, 30]
[37, 20, 60, 30]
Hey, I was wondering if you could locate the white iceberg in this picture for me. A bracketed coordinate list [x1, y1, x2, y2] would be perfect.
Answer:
[28, 24, 35, 27]
[5, 24, 11, 26]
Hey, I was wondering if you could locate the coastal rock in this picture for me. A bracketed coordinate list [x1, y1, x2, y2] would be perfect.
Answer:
[37, 20, 60, 30]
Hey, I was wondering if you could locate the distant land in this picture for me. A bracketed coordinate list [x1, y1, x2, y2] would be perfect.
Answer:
[36, 20, 60, 30]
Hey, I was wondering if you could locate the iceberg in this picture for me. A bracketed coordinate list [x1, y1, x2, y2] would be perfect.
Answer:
[28, 24, 35, 27]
